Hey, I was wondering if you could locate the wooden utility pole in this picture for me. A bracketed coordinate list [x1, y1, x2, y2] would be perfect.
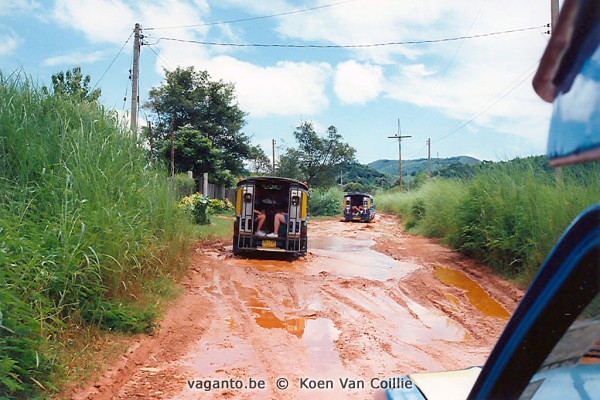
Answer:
[388, 119, 411, 191]
[427, 138, 431, 177]
[170, 122, 175, 178]
[131, 23, 141, 133]
[272, 139, 276, 175]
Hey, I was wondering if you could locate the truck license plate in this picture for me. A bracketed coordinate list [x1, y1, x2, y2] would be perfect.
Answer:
[262, 240, 276, 248]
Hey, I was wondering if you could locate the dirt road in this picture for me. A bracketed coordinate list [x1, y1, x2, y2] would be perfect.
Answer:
[73, 213, 523, 399]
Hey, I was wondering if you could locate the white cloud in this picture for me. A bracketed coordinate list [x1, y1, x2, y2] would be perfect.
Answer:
[275, 0, 464, 63]
[0, 0, 39, 16]
[0, 33, 19, 55]
[53, 0, 135, 44]
[371, 0, 552, 142]
[43, 50, 106, 66]
[334, 60, 383, 104]
[400, 63, 436, 79]
[205, 0, 553, 143]
[205, 56, 331, 117]
[41, 0, 554, 152]
[51, 0, 210, 45]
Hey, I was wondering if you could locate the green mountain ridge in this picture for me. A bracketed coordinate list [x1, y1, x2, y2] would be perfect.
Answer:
[368, 156, 481, 177]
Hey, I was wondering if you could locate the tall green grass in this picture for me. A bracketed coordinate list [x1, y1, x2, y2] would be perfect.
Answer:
[0, 72, 194, 398]
[377, 158, 600, 284]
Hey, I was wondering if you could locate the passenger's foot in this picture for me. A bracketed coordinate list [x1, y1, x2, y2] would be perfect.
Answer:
[265, 232, 278, 238]
[256, 230, 267, 237]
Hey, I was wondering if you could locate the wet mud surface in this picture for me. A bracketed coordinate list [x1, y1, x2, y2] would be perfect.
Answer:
[72, 213, 523, 399]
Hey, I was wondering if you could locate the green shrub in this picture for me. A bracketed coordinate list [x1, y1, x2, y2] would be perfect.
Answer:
[208, 198, 233, 214]
[81, 300, 156, 334]
[173, 173, 196, 198]
[309, 187, 343, 216]
[178, 193, 211, 224]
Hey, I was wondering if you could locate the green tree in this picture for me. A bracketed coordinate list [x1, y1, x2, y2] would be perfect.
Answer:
[247, 145, 272, 175]
[277, 148, 304, 181]
[157, 126, 235, 186]
[279, 122, 355, 186]
[43, 67, 101, 102]
[343, 181, 366, 192]
[144, 67, 250, 181]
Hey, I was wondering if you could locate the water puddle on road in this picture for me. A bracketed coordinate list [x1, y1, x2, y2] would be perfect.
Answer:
[308, 236, 420, 280]
[235, 283, 308, 338]
[434, 266, 510, 319]
[401, 296, 472, 343]
[230, 257, 300, 273]
[235, 284, 343, 371]
[301, 318, 343, 373]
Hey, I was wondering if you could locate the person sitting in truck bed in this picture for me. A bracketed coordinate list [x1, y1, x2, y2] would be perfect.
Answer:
[352, 205, 364, 213]
[266, 211, 288, 238]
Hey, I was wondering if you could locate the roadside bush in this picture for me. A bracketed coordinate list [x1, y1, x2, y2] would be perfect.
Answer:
[0, 72, 193, 398]
[178, 193, 211, 224]
[173, 173, 196, 198]
[208, 198, 233, 214]
[309, 187, 343, 216]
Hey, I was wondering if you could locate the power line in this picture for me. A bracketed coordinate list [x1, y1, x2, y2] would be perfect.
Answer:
[144, 0, 359, 30]
[146, 25, 545, 49]
[432, 61, 539, 144]
[405, 0, 488, 132]
[144, 43, 173, 69]
[91, 30, 134, 92]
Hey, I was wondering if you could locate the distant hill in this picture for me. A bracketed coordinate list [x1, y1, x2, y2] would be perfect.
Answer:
[368, 156, 481, 177]
[337, 162, 390, 190]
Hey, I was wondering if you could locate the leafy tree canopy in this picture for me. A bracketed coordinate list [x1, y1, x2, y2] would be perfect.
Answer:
[278, 121, 356, 187]
[144, 67, 251, 183]
[43, 66, 101, 102]
[247, 145, 272, 175]
[158, 125, 235, 185]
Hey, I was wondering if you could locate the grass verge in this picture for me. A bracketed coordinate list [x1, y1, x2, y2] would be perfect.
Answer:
[0, 71, 200, 398]
[377, 157, 600, 285]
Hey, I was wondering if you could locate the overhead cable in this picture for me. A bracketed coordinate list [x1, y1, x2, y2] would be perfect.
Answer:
[147, 26, 546, 49]
[145, 43, 173, 69]
[433, 62, 539, 143]
[144, 0, 359, 30]
[92, 30, 134, 92]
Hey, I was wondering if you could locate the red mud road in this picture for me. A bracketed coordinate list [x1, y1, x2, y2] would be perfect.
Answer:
[73, 213, 523, 399]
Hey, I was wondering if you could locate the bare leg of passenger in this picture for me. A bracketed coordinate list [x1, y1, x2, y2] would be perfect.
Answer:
[273, 213, 286, 235]
[256, 213, 266, 232]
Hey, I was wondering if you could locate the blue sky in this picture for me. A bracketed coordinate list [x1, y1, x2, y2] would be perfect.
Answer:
[0, 0, 556, 165]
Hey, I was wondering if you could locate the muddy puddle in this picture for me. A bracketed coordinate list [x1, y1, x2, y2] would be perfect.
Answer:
[307, 235, 421, 280]
[236, 283, 307, 338]
[230, 257, 299, 273]
[234, 283, 345, 372]
[229, 234, 421, 281]
[434, 265, 510, 319]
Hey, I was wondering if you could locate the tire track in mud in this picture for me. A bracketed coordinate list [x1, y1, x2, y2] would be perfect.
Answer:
[70, 214, 523, 400]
